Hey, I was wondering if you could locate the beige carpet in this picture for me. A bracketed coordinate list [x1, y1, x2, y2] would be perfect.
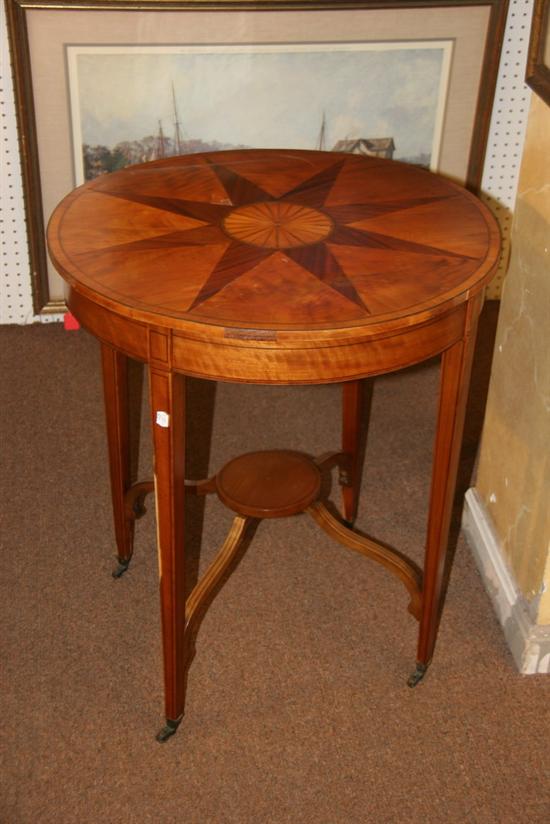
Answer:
[1, 304, 549, 824]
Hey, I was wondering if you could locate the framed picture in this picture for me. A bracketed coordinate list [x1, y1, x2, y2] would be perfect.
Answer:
[526, 0, 550, 105]
[6, 0, 509, 314]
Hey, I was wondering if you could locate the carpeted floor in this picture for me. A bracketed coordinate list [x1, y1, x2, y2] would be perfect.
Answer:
[1, 304, 549, 824]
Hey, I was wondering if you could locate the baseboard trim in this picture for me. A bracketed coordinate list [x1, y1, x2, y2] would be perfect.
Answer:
[462, 488, 550, 674]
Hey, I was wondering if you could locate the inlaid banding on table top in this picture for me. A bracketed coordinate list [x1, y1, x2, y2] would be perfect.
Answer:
[48, 150, 500, 330]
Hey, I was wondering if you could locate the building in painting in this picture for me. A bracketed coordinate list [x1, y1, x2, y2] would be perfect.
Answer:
[332, 137, 395, 159]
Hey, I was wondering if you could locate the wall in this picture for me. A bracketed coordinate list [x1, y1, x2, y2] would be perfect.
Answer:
[465, 92, 550, 672]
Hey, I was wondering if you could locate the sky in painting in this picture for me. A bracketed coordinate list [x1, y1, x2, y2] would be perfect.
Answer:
[70, 43, 450, 161]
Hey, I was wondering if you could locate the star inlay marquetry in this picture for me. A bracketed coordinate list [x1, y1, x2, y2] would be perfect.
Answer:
[89, 156, 477, 317]
[50, 150, 498, 331]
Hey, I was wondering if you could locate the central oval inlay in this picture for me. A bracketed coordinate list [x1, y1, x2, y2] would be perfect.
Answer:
[223, 201, 333, 249]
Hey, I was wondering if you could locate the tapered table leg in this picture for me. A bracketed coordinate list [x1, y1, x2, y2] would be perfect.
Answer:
[149, 366, 187, 741]
[101, 344, 134, 577]
[411, 299, 482, 685]
[341, 379, 372, 526]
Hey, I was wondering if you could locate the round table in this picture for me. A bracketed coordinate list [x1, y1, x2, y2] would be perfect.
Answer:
[47, 149, 500, 741]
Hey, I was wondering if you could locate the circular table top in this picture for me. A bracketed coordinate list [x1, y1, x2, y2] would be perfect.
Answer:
[48, 149, 500, 337]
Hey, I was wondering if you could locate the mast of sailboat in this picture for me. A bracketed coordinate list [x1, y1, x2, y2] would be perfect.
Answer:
[156, 120, 166, 158]
[317, 111, 327, 151]
[172, 82, 183, 155]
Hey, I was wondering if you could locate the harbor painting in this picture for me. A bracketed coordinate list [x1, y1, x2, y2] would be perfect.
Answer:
[67, 41, 452, 184]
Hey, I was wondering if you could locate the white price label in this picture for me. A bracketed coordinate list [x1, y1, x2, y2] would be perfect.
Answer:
[155, 411, 170, 428]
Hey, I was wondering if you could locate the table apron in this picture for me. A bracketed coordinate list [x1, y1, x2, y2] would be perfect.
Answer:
[69, 288, 467, 383]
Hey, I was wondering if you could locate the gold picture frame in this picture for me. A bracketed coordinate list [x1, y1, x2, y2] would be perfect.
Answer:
[526, 0, 550, 105]
[5, 0, 509, 314]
